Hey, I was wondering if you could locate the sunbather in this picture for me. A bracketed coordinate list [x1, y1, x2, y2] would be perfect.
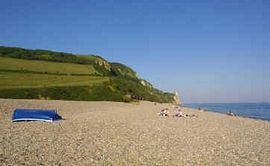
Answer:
[173, 108, 184, 117]
[159, 108, 169, 117]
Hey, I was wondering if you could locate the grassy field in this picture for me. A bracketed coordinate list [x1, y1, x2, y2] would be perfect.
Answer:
[0, 71, 109, 89]
[0, 57, 96, 75]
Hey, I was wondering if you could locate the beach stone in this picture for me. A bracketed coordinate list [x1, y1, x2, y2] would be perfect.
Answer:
[0, 99, 270, 165]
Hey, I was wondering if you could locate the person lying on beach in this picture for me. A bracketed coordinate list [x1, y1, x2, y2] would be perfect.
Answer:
[173, 108, 198, 118]
[173, 108, 184, 117]
[159, 108, 169, 117]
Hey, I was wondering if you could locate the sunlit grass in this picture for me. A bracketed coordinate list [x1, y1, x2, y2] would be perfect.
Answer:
[0, 57, 96, 75]
[0, 71, 109, 89]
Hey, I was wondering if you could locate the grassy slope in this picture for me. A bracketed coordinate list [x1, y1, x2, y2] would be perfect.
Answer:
[0, 57, 96, 75]
[110, 63, 137, 78]
[0, 46, 174, 102]
[0, 71, 109, 89]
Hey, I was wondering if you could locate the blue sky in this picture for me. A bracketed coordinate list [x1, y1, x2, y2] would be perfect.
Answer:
[0, 0, 269, 103]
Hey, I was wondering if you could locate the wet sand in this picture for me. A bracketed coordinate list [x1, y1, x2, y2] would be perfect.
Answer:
[1, 99, 270, 165]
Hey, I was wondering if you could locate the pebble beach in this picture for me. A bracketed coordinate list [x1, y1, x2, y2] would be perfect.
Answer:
[1, 99, 270, 165]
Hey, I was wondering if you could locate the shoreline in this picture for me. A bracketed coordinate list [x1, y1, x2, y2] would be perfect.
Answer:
[1, 99, 270, 165]
[182, 106, 270, 122]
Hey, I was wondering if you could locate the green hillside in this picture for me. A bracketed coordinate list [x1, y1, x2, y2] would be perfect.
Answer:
[0, 46, 175, 103]
[0, 71, 108, 89]
[0, 57, 96, 75]
[111, 63, 137, 78]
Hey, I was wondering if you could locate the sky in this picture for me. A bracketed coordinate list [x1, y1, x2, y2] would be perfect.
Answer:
[0, 0, 269, 103]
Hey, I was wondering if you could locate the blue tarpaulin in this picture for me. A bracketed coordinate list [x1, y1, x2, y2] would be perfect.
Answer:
[12, 109, 63, 122]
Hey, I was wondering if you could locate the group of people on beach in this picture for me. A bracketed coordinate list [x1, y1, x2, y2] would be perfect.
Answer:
[158, 107, 195, 118]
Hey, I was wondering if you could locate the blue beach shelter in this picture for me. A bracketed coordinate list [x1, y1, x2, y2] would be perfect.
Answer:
[12, 109, 63, 122]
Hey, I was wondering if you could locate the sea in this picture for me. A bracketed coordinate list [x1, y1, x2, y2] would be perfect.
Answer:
[183, 103, 270, 121]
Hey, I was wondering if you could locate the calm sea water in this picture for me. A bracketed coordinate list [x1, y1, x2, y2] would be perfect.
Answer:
[183, 103, 270, 121]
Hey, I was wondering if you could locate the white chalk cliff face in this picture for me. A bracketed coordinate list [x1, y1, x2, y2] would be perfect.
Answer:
[173, 91, 181, 105]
